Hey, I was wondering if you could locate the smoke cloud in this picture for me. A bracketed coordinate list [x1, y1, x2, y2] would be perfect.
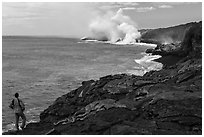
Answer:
[89, 8, 141, 44]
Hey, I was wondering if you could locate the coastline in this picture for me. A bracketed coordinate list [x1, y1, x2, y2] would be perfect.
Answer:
[79, 40, 158, 47]
[3, 21, 202, 135]
[2, 44, 159, 132]
[3, 48, 202, 134]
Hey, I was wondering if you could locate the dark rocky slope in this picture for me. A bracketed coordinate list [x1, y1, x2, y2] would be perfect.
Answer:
[3, 22, 202, 135]
[145, 21, 202, 65]
[140, 21, 201, 45]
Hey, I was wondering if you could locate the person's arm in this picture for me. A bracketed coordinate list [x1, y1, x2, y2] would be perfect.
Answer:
[21, 100, 25, 106]
[20, 99, 25, 110]
[9, 99, 14, 109]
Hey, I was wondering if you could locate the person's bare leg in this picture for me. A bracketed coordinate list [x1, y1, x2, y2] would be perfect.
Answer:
[15, 113, 19, 131]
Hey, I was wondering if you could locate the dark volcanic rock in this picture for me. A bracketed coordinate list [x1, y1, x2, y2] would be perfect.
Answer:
[6, 55, 201, 135]
[145, 21, 202, 59]
[3, 21, 202, 135]
[181, 22, 202, 57]
[140, 21, 200, 44]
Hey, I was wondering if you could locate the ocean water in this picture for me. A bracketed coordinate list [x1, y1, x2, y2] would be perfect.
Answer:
[2, 37, 162, 132]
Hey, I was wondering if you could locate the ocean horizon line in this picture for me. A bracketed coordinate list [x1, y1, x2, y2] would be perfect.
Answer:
[2, 35, 80, 39]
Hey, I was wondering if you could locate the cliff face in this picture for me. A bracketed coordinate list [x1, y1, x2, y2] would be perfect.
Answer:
[181, 22, 202, 57]
[140, 21, 201, 45]
[3, 22, 202, 135]
[145, 22, 202, 58]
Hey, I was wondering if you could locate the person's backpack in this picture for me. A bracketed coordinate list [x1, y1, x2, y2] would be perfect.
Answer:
[17, 99, 25, 111]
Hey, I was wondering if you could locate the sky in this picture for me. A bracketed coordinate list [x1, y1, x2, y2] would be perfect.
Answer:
[2, 2, 202, 37]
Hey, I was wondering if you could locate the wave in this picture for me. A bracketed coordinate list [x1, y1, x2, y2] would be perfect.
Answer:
[127, 53, 163, 76]
[78, 39, 157, 47]
[113, 42, 157, 47]
[77, 40, 105, 44]
[2, 119, 38, 133]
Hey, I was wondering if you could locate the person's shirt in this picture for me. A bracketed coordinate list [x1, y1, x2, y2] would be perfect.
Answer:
[11, 98, 25, 114]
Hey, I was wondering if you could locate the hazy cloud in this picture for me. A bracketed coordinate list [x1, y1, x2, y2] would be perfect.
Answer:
[2, 2, 201, 36]
[116, 2, 139, 7]
[98, 3, 155, 13]
[3, 3, 53, 21]
[158, 5, 173, 8]
[121, 7, 136, 10]
[153, 2, 200, 7]
[136, 7, 155, 12]
[98, 2, 138, 10]
[2, 3, 98, 37]
[99, 4, 121, 10]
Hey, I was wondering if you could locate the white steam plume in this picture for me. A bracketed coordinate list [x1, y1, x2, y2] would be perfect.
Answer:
[89, 8, 141, 44]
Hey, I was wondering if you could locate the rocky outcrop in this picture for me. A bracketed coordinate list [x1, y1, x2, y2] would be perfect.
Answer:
[3, 22, 202, 135]
[140, 21, 201, 44]
[145, 21, 202, 58]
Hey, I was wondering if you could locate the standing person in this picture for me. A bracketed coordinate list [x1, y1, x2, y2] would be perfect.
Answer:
[9, 93, 26, 131]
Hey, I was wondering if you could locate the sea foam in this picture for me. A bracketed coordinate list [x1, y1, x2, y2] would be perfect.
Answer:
[79, 39, 157, 47]
[127, 54, 163, 76]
